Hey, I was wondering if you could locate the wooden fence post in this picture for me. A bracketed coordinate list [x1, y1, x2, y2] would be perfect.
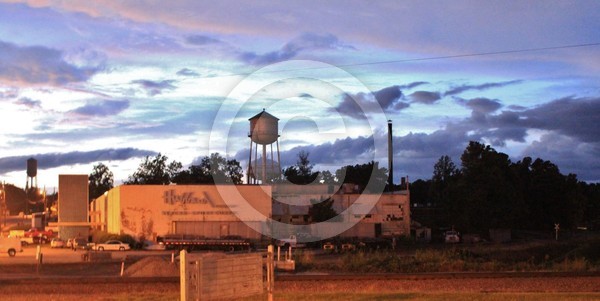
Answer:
[267, 245, 274, 301]
[180, 249, 188, 301]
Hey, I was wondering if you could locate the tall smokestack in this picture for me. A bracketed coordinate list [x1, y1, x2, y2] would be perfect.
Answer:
[387, 120, 393, 191]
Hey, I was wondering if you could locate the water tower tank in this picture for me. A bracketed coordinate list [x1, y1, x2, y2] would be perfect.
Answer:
[249, 109, 279, 144]
[27, 158, 37, 177]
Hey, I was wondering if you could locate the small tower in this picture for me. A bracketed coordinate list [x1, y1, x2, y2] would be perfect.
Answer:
[248, 109, 281, 184]
[25, 157, 38, 214]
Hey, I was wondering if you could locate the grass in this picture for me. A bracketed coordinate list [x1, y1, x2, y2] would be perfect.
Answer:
[10, 292, 596, 301]
[98, 292, 600, 301]
[292, 235, 600, 273]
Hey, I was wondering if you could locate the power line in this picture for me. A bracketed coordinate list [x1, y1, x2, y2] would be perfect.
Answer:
[209, 42, 600, 78]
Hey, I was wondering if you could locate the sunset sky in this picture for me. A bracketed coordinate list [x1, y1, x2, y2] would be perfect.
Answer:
[1, 1, 599, 189]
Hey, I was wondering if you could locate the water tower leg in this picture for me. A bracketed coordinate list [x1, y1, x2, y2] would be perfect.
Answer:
[247, 140, 253, 184]
[262, 144, 267, 184]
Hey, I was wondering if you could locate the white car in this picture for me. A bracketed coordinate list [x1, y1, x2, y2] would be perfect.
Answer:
[50, 238, 65, 248]
[94, 240, 131, 251]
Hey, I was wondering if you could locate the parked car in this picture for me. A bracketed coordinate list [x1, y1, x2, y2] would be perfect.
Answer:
[94, 240, 130, 251]
[444, 230, 460, 243]
[24, 228, 54, 239]
[72, 238, 91, 250]
[50, 238, 65, 248]
[19, 237, 34, 246]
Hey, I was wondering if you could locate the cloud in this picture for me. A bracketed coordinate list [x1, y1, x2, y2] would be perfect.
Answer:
[0, 148, 156, 174]
[235, 135, 376, 169]
[520, 96, 600, 143]
[185, 35, 223, 46]
[232, 96, 600, 182]
[0, 40, 100, 86]
[131, 79, 177, 96]
[399, 81, 429, 90]
[332, 85, 406, 119]
[69, 99, 130, 117]
[14, 97, 42, 109]
[465, 98, 502, 114]
[409, 91, 441, 104]
[522, 133, 600, 181]
[176, 68, 199, 77]
[444, 80, 522, 97]
[240, 32, 354, 65]
[374, 85, 403, 108]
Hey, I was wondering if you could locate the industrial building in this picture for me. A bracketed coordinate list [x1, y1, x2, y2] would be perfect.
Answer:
[90, 183, 409, 242]
[87, 109, 410, 242]
[91, 185, 272, 241]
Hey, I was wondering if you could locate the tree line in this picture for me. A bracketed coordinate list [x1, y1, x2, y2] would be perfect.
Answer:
[89, 150, 391, 201]
[410, 141, 600, 232]
[88, 142, 600, 232]
[88, 152, 244, 200]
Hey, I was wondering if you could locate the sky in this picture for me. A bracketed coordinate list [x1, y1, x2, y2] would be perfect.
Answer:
[0, 1, 600, 191]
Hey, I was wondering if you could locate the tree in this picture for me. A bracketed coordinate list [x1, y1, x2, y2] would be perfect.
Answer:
[125, 153, 182, 185]
[453, 141, 522, 232]
[335, 161, 387, 193]
[309, 197, 338, 222]
[430, 155, 458, 206]
[172, 153, 243, 184]
[89, 163, 114, 201]
[283, 151, 319, 185]
[524, 158, 582, 229]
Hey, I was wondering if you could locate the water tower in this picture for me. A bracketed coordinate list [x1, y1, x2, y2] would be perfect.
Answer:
[26, 158, 38, 192]
[25, 157, 38, 214]
[248, 109, 281, 184]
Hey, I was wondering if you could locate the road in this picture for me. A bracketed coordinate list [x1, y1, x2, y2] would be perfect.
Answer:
[0, 244, 174, 264]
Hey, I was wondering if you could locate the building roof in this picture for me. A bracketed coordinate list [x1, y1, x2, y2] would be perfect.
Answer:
[248, 109, 279, 121]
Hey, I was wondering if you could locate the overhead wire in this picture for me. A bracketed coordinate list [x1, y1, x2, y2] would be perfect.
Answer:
[202, 42, 600, 79]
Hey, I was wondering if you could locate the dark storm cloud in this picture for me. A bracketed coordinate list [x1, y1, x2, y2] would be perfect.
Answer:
[69, 99, 130, 117]
[444, 80, 522, 96]
[176, 68, 199, 76]
[240, 32, 354, 65]
[399, 81, 429, 90]
[234, 135, 375, 168]
[185, 35, 223, 45]
[409, 91, 441, 104]
[0, 40, 100, 85]
[465, 98, 502, 114]
[522, 133, 600, 182]
[234, 128, 468, 181]
[0, 148, 156, 174]
[131, 79, 177, 96]
[507, 104, 527, 111]
[14, 97, 42, 109]
[332, 85, 406, 119]
[374, 85, 403, 108]
[520, 96, 600, 143]
[237, 96, 600, 182]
